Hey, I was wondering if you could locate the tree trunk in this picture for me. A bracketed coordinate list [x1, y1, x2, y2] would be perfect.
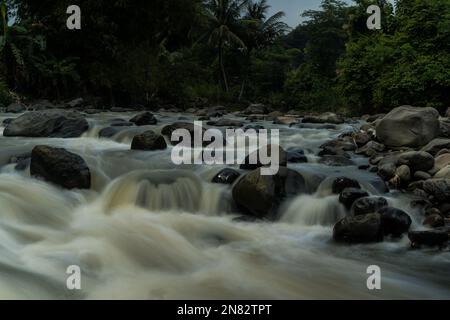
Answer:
[218, 42, 229, 92]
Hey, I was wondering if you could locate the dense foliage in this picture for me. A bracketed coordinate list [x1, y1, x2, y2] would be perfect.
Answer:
[0, 0, 448, 114]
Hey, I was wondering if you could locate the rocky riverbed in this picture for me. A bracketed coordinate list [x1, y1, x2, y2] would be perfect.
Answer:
[0, 101, 449, 299]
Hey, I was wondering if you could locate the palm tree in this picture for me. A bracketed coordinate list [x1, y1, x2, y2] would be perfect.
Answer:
[203, 0, 248, 92]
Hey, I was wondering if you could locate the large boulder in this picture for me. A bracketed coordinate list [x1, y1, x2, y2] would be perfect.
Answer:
[351, 197, 388, 216]
[3, 110, 89, 138]
[376, 106, 440, 147]
[421, 139, 450, 156]
[378, 207, 412, 237]
[232, 167, 307, 219]
[397, 151, 435, 172]
[422, 179, 450, 202]
[30, 146, 91, 189]
[6, 102, 26, 113]
[333, 213, 383, 244]
[129, 112, 157, 126]
[131, 130, 167, 151]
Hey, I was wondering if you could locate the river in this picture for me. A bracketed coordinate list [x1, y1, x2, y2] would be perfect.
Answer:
[0, 111, 449, 299]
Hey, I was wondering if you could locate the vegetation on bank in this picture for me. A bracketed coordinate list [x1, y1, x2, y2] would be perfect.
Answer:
[0, 0, 449, 114]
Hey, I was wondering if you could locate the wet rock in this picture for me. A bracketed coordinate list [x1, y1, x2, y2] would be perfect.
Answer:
[351, 197, 388, 216]
[353, 132, 371, 147]
[356, 141, 385, 157]
[423, 214, 445, 228]
[378, 207, 412, 237]
[378, 162, 397, 180]
[408, 230, 449, 248]
[287, 151, 308, 163]
[333, 213, 383, 244]
[435, 153, 450, 171]
[30, 145, 91, 189]
[129, 112, 157, 126]
[435, 166, 450, 179]
[332, 177, 361, 194]
[161, 122, 206, 146]
[232, 167, 307, 219]
[207, 119, 243, 127]
[422, 179, 450, 202]
[9, 153, 31, 171]
[131, 130, 167, 151]
[439, 120, 450, 138]
[376, 106, 440, 148]
[3, 110, 89, 138]
[240, 145, 287, 170]
[397, 151, 435, 172]
[6, 103, 26, 113]
[212, 168, 241, 185]
[319, 155, 355, 167]
[207, 106, 227, 117]
[421, 138, 450, 156]
[274, 116, 299, 126]
[243, 103, 270, 115]
[302, 112, 344, 125]
[414, 171, 432, 180]
[367, 114, 386, 123]
[396, 165, 411, 183]
[66, 97, 84, 108]
[339, 188, 369, 210]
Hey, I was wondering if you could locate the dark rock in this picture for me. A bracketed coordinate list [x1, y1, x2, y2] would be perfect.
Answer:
[422, 179, 450, 202]
[131, 130, 167, 151]
[339, 188, 369, 210]
[129, 112, 157, 126]
[395, 165, 411, 184]
[439, 120, 450, 138]
[110, 119, 134, 127]
[287, 152, 308, 164]
[421, 138, 450, 156]
[2, 118, 13, 125]
[240, 145, 287, 171]
[232, 167, 307, 219]
[376, 106, 440, 148]
[302, 113, 344, 125]
[332, 177, 361, 194]
[30, 146, 91, 189]
[212, 168, 241, 185]
[408, 230, 449, 248]
[352, 197, 388, 216]
[6, 103, 26, 113]
[319, 155, 355, 167]
[378, 162, 397, 180]
[378, 207, 412, 237]
[353, 132, 371, 147]
[161, 122, 206, 146]
[333, 213, 383, 244]
[99, 127, 122, 138]
[414, 171, 432, 180]
[66, 98, 84, 108]
[356, 141, 385, 157]
[3, 110, 89, 138]
[423, 214, 445, 228]
[397, 151, 435, 172]
[207, 119, 243, 127]
[243, 103, 270, 115]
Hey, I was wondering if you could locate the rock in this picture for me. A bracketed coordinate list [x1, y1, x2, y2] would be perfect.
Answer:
[6, 103, 27, 113]
[8, 153, 31, 171]
[351, 197, 388, 216]
[422, 179, 450, 202]
[332, 177, 361, 194]
[3, 118, 13, 125]
[376, 106, 440, 148]
[129, 112, 157, 126]
[421, 139, 450, 156]
[440, 120, 450, 138]
[302, 113, 344, 125]
[353, 132, 371, 147]
[207, 119, 243, 127]
[243, 103, 269, 115]
[240, 145, 287, 170]
[131, 130, 167, 151]
[414, 171, 432, 180]
[396, 165, 411, 183]
[408, 230, 449, 248]
[161, 122, 206, 146]
[378, 207, 412, 237]
[397, 151, 435, 172]
[30, 100, 55, 111]
[66, 97, 84, 108]
[287, 152, 308, 164]
[30, 146, 91, 189]
[435, 166, 450, 179]
[367, 114, 386, 123]
[266, 111, 283, 120]
[207, 106, 227, 117]
[423, 214, 445, 228]
[356, 141, 385, 157]
[446, 108, 450, 118]
[274, 116, 299, 126]
[212, 168, 241, 185]
[378, 162, 397, 180]
[110, 119, 134, 127]
[333, 213, 383, 244]
[232, 167, 307, 219]
[319, 138, 356, 156]
[435, 153, 450, 170]
[319, 155, 355, 167]
[339, 188, 369, 210]
[3, 110, 89, 138]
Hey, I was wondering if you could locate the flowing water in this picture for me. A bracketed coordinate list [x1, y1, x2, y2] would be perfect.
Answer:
[0, 111, 449, 299]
